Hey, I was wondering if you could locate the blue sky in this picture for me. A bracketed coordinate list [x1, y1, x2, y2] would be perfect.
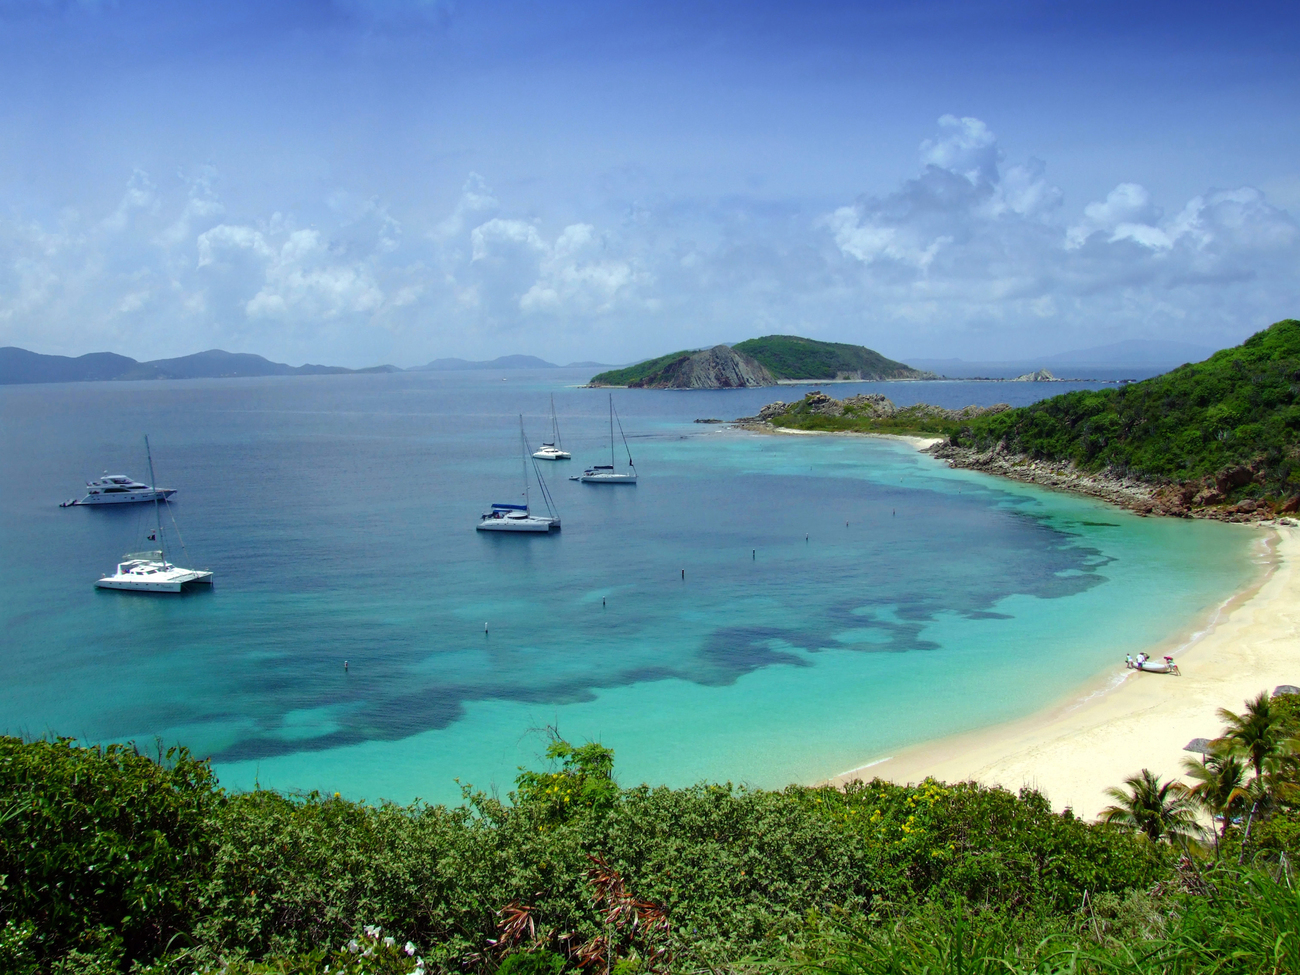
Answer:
[1, 0, 1298, 367]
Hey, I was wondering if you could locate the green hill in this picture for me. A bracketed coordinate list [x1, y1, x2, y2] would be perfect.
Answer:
[588, 349, 698, 386]
[733, 334, 931, 380]
[589, 336, 929, 386]
[950, 318, 1300, 506]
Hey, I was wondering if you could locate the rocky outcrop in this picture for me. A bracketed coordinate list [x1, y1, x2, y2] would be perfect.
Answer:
[628, 345, 777, 389]
[931, 443, 1294, 522]
[1011, 368, 1058, 382]
[739, 391, 1011, 424]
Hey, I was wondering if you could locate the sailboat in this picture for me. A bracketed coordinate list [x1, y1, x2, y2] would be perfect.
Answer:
[478, 416, 562, 532]
[532, 395, 571, 460]
[574, 394, 637, 484]
[95, 437, 214, 592]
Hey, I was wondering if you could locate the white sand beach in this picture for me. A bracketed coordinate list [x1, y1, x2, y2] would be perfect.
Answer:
[836, 525, 1299, 820]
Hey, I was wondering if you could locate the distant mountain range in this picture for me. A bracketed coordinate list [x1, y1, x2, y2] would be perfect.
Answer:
[0, 347, 402, 385]
[0, 347, 617, 386]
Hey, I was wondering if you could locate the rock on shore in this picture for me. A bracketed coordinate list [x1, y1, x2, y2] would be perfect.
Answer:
[740, 390, 1011, 424]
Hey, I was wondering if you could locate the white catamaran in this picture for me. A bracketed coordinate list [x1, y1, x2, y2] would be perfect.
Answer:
[532, 394, 571, 461]
[95, 437, 214, 593]
[573, 394, 637, 484]
[478, 416, 562, 532]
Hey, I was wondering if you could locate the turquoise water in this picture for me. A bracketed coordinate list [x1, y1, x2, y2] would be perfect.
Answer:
[0, 371, 1259, 804]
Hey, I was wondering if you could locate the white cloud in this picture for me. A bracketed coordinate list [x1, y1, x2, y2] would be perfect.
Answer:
[1, 119, 1298, 366]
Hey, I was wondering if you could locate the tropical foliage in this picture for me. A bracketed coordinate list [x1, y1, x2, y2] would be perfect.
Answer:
[949, 319, 1300, 504]
[4, 693, 1300, 973]
[731, 335, 927, 381]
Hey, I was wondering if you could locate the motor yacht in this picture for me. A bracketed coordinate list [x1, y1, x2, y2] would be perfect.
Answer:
[62, 473, 175, 507]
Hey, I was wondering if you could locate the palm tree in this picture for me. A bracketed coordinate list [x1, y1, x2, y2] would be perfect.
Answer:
[1182, 752, 1249, 856]
[1102, 768, 1201, 845]
[1216, 692, 1288, 782]
[1214, 692, 1295, 858]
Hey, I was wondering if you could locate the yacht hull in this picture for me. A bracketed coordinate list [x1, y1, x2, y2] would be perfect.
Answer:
[578, 473, 637, 483]
[69, 488, 176, 506]
[476, 518, 560, 532]
[95, 569, 213, 592]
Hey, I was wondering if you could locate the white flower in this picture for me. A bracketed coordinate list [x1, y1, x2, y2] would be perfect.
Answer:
[384, 935, 396, 948]
[405, 942, 417, 956]
[365, 924, 382, 939]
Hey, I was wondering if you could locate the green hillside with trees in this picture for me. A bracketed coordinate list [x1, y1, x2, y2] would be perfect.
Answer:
[587, 351, 698, 387]
[949, 318, 1300, 505]
[589, 336, 929, 386]
[732, 335, 930, 380]
[5, 689, 1300, 974]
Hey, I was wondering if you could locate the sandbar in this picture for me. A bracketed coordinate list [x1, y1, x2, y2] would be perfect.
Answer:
[835, 525, 1298, 820]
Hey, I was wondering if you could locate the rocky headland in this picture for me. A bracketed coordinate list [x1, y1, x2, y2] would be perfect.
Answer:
[739, 390, 1011, 425]
[930, 443, 1297, 523]
[592, 344, 776, 389]
[740, 390, 1298, 525]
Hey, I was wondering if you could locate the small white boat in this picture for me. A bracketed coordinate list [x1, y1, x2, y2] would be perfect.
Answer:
[1127, 654, 1180, 675]
[572, 394, 637, 484]
[95, 436, 213, 593]
[479, 416, 561, 532]
[95, 552, 214, 592]
[533, 395, 571, 461]
[62, 474, 175, 507]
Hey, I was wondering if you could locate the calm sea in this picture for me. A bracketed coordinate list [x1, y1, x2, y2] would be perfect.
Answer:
[0, 371, 1260, 803]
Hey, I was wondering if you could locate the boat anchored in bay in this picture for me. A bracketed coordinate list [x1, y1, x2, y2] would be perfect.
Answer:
[532, 394, 571, 461]
[478, 416, 562, 532]
[95, 436, 214, 593]
[61, 473, 175, 507]
[573, 394, 637, 484]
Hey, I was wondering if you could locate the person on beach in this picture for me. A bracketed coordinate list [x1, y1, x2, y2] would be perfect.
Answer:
[1125, 654, 1134, 669]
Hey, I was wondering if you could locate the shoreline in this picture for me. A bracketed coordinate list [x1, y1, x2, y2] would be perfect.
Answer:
[833, 525, 1298, 820]
[730, 421, 944, 451]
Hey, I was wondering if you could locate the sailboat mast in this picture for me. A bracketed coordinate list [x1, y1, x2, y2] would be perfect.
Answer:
[519, 415, 530, 511]
[144, 435, 165, 562]
[609, 394, 616, 468]
[551, 394, 562, 449]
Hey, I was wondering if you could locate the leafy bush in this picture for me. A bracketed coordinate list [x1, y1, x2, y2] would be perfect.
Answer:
[0, 736, 221, 970]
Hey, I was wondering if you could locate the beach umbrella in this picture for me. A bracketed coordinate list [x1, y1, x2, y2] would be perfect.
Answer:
[1183, 738, 1213, 755]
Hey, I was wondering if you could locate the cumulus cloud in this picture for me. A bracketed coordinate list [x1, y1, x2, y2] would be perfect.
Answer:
[1, 116, 1298, 365]
[819, 116, 1299, 353]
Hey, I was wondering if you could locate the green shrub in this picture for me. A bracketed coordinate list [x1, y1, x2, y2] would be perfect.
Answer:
[0, 736, 221, 970]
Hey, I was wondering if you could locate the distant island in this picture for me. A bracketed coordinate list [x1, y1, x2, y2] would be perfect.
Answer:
[0, 348, 618, 386]
[0, 347, 401, 385]
[588, 335, 935, 388]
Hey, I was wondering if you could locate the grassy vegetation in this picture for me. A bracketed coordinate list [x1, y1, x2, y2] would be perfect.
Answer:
[588, 352, 697, 387]
[950, 319, 1300, 503]
[4, 692, 1300, 974]
[732, 335, 926, 381]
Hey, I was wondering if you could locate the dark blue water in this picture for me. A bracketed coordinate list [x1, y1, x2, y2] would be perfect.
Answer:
[0, 371, 1257, 801]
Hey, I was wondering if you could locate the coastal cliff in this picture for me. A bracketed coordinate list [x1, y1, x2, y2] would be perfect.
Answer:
[593, 344, 777, 388]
